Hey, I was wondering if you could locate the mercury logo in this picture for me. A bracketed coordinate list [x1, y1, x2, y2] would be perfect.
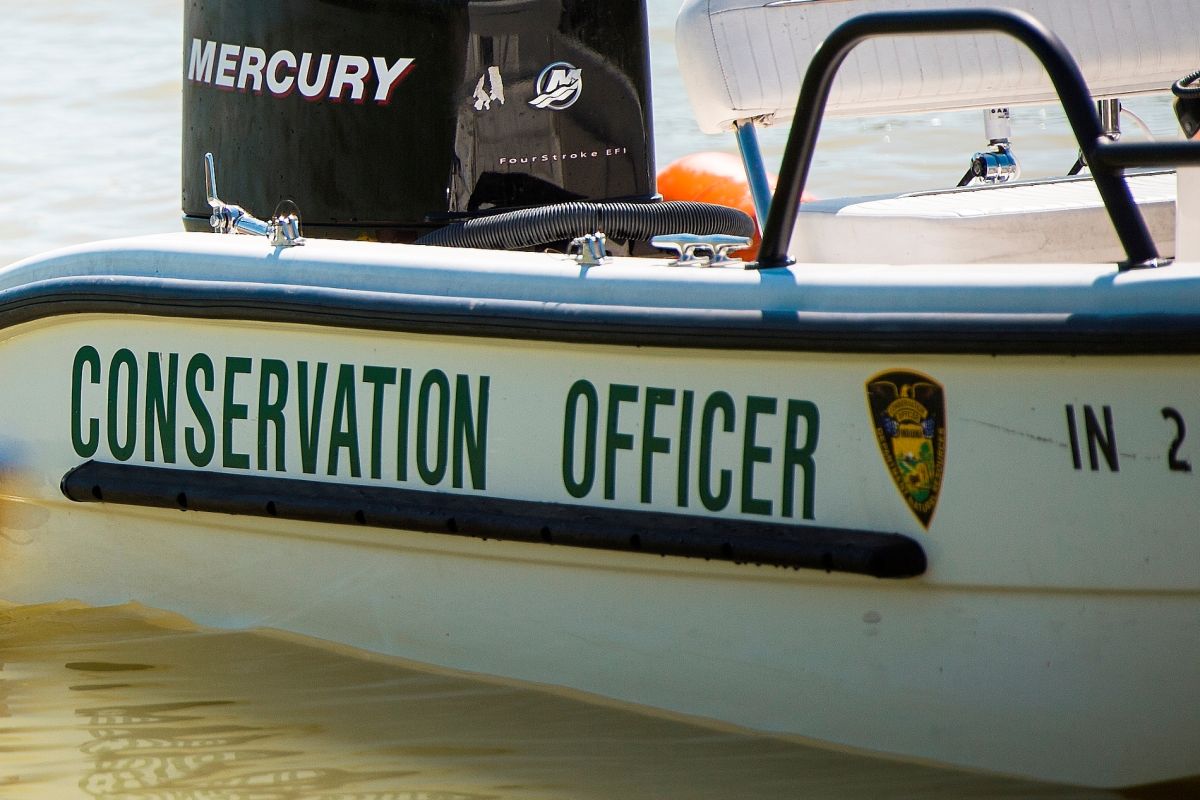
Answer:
[186, 39, 415, 104]
[529, 62, 582, 110]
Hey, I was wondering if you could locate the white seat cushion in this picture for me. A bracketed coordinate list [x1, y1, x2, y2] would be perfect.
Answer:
[791, 172, 1176, 264]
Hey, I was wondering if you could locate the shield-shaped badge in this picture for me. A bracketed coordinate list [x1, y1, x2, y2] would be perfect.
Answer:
[866, 370, 946, 529]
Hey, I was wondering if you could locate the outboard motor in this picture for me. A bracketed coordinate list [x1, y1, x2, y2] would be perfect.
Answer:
[181, 0, 660, 242]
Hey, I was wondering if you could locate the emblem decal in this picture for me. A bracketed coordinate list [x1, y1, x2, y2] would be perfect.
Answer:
[866, 370, 946, 528]
[473, 66, 505, 111]
[529, 62, 582, 110]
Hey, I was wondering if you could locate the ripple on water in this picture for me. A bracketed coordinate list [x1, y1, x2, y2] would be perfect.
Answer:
[0, 600, 1148, 799]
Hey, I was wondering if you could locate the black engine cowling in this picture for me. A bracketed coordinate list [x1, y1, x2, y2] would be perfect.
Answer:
[181, 0, 657, 241]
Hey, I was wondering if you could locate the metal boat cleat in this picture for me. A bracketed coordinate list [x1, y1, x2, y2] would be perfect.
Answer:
[650, 233, 751, 267]
[568, 233, 610, 266]
[204, 153, 306, 247]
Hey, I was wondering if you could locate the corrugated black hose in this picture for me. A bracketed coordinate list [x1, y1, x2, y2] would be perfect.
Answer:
[414, 201, 755, 250]
[1174, 70, 1200, 139]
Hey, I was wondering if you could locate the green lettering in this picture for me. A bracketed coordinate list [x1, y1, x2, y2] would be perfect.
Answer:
[185, 353, 215, 467]
[741, 396, 776, 516]
[699, 391, 734, 511]
[327, 363, 362, 478]
[782, 400, 820, 519]
[676, 390, 694, 508]
[145, 352, 179, 463]
[298, 361, 328, 474]
[604, 384, 639, 500]
[106, 348, 138, 462]
[562, 379, 598, 498]
[222, 356, 252, 469]
[396, 368, 412, 481]
[257, 359, 289, 471]
[640, 387, 675, 503]
[71, 345, 101, 458]
[452, 374, 489, 490]
[362, 365, 397, 480]
[416, 369, 449, 485]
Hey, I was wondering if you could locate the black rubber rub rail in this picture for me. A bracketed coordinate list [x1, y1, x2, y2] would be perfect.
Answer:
[62, 461, 927, 579]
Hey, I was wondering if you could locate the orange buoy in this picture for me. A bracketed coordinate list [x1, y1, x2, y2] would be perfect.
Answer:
[657, 151, 813, 261]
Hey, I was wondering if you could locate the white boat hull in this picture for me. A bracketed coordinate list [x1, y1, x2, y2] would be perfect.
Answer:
[0, 236, 1195, 788]
[4, 498, 1195, 789]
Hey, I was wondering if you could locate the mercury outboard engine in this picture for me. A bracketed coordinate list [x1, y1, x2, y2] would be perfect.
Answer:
[181, 0, 752, 250]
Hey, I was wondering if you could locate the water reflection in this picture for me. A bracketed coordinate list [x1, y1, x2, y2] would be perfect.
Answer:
[0, 601, 1164, 799]
[72, 696, 448, 798]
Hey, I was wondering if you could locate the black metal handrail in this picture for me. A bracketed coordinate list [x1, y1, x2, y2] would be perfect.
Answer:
[756, 8, 1200, 271]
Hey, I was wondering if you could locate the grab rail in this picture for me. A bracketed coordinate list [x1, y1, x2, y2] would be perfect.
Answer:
[756, 8, 1200, 271]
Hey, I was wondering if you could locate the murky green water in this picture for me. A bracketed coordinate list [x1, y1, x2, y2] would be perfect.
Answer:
[3, 601, 1169, 799]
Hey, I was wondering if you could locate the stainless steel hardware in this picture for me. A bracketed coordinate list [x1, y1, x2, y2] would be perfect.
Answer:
[960, 108, 1021, 186]
[650, 233, 752, 267]
[204, 153, 305, 247]
[569, 233, 610, 266]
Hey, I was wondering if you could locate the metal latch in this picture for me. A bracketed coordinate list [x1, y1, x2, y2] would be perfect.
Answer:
[204, 153, 305, 247]
[650, 233, 752, 267]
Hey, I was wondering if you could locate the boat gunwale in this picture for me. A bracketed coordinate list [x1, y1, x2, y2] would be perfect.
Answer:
[4, 273, 1200, 355]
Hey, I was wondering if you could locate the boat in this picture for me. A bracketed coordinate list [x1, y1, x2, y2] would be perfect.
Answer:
[0, 0, 1198, 789]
